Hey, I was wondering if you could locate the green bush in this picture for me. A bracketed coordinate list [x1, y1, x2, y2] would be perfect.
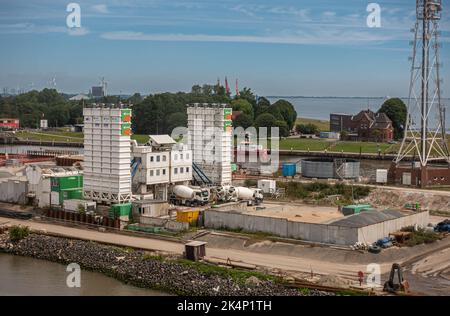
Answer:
[9, 225, 30, 242]
[276, 181, 371, 202]
[401, 226, 441, 246]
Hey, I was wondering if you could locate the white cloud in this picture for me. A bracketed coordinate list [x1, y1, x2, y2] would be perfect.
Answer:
[68, 27, 90, 36]
[91, 4, 110, 14]
[100, 30, 397, 45]
[323, 11, 336, 17]
[0, 23, 89, 36]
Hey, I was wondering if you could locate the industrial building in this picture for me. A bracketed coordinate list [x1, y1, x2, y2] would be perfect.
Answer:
[187, 103, 233, 185]
[204, 206, 429, 246]
[26, 165, 83, 208]
[301, 158, 360, 180]
[83, 107, 132, 204]
[131, 135, 192, 200]
[0, 118, 20, 130]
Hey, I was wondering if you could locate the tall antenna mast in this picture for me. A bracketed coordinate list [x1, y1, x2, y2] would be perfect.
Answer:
[395, 0, 449, 166]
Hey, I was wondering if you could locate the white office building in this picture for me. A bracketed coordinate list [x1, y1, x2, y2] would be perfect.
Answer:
[131, 135, 192, 200]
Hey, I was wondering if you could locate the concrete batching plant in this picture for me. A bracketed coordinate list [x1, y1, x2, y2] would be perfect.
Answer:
[83, 107, 132, 204]
[187, 103, 233, 185]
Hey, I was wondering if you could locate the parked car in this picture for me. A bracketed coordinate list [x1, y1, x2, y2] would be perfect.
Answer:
[435, 220, 450, 233]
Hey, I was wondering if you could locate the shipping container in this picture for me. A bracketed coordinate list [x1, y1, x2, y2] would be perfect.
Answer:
[376, 169, 388, 184]
[282, 163, 296, 177]
[342, 204, 373, 216]
[51, 175, 83, 192]
[258, 179, 276, 194]
[177, 210, 200, 224]
[110, 203, 132, 219]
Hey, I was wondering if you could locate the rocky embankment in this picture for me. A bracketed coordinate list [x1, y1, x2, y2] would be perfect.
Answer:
[0, 232, 331, 296]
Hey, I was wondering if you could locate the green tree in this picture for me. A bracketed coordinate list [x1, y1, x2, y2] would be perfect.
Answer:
[255, 96, 271, 117]
[166, 112, 187, 135]
[254, 113, 277, 130]
[202, 84, 213, 96]
[238, 87, 256, 106]
[233, 113, 253, 129]
[296, 123, 319, 135]
[271, 99, 297, 130]
[191, 85, 202, 95]
[275, 120, 290, 137]
[267, 105, 284, 121]
[231, 99, 253, 118]
[378, 98, 407, 140]
[128, 93, 143, 105]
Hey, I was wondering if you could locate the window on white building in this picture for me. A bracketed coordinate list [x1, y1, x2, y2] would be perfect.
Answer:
[180, 153, 183, 160]
[174, 154, 178, 161]
[150, 156, 154, 162]
[162, 155, 166, 162]
[163, 169, 166, 175]
[156, 170, 160, 176]
[186, 167, 190, 173]
[157, 155, 160, 162]
[174, 168, 178, 174]
[180, 167, 184, 174]
[150, 170, 154, 176]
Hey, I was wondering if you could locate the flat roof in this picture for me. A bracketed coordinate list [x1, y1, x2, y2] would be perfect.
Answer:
[149, 135, 176, 145]
[328, 209, 407, 228]
[185, 240, 207, 247]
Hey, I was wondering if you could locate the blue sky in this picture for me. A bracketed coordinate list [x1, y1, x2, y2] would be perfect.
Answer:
[0, 0, 449, 97]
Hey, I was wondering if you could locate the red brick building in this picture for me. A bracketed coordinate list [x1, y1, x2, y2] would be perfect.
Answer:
[330, 110, 394, 142]
[0, 118, 20, 130]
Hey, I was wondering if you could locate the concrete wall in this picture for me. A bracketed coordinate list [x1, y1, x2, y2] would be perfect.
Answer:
[139, 216, 189, 232]
[0, 179, 28, 204]
[205, 210, 429, 246]
[358, 211, 429, 244]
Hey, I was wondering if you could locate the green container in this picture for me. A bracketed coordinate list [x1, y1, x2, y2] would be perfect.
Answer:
[59, 189, 83, 204]
[51, 175, 83, 192]
[231, 163, 238, 172]
[110, 203, 132, 219]
[342, 204, 372, 216]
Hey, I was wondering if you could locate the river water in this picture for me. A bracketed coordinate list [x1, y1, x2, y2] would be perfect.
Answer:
[0, 253, 166, 296]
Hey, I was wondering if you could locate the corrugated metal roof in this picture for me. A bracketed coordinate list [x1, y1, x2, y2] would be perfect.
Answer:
[329, 209, 406, 228]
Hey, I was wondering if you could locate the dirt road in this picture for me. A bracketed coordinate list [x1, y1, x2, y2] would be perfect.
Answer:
[0, 217, 383, 278]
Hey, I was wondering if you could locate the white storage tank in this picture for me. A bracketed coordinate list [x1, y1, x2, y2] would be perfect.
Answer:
[257, 180, 276, 194]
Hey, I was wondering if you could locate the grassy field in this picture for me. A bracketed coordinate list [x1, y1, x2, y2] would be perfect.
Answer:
[279, 138, 332, 151]
[16, 130, 149, 144]
[331, 141, 393, 154]
[278, 138, 398, 154]
[16, 130, 83, 142]
[295, 117, 330, 132]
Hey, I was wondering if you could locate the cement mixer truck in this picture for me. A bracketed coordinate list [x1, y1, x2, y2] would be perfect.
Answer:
[169, 185, 210, 207]
[234, 187, 264, 206]
[214, 186, 263, 206]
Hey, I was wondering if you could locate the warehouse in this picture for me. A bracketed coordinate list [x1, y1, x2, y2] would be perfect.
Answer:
[204, 207, 429, 246]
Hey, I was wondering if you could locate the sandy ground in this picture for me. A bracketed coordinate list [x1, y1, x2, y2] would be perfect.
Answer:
[245, 202, 343, 223]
